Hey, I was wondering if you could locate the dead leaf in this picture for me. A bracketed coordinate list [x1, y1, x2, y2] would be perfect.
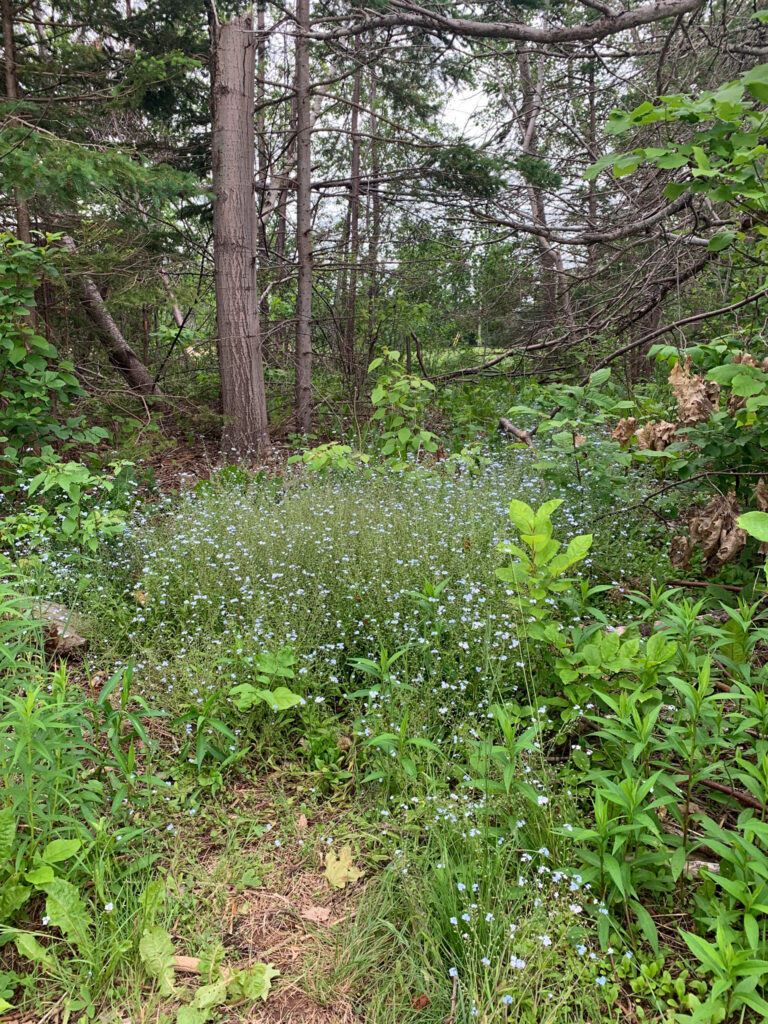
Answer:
[611, 417, 638, 446]
[324, 845, 363, 889]
[669, 535, 693, 569]
[134, 591, 148, 606]
[668, 356, 720, 426]
[297, 813, 308, 830]
[573, 433, 586, 447]
[689, 491, 746, 575]
[300, 905, 332, 925]
[412, 994, 430, 1010]
[635, 420, 676, 451]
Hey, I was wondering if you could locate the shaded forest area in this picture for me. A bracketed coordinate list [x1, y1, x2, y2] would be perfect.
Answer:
[3, 2, 768, 1023]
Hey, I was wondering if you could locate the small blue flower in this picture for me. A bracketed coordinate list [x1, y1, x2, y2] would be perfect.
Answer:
[596, 976, 607, 987]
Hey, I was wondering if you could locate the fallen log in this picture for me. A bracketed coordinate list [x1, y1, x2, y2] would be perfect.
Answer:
[498, 418, 535, 448]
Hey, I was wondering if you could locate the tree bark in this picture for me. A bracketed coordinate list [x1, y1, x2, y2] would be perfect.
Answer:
[514, 43, 575, 335]
[62, 236, 162, 396]
[2, 0, 32, 244]
[342, 45, 362, 387]
[209, 7, 270, 456]
[293, 0, 313, 433]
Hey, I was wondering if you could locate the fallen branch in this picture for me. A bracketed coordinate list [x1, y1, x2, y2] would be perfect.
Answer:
[498, 418, 535, 447]
[579, 283, 768, 385]
[669, 580, 743, 594]
[697, 778, 764, 811]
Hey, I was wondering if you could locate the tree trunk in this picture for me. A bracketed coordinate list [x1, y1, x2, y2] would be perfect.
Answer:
[514, 43, 575, 336]
[62, 236, 161, 395]
[342, 47, 362, 388]
[2, 0, 32, 244]
[209, 7, 270, 456]
[293, 0, 313, 434]
[365, 71, 381, 364]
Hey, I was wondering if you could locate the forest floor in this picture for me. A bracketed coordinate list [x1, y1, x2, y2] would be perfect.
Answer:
[10, 438, 755, 1023]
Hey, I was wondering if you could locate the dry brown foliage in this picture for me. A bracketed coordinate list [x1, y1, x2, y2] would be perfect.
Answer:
[635, 420, 677, 451]
[669, 355, 721, 426]
[669, 535, 693, 569]
[689, 491, 746, 575]
[611, 417, 638, 445]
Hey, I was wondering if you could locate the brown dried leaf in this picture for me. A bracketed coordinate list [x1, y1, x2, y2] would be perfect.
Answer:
[668, 357, 720, 426]
[611, 417, 638, 446]
[297, 813, 308, 830]
[412, 994, 430, 1010]
[756, 479, 768, 512]
[689, 492, 746, 575]
[733, 352, 757, 368]
[299, 905, 332, 925]
[669, 536, 693, 569]
[635, 421, 676, 451]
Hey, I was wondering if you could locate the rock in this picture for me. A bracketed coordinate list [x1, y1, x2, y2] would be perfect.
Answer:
[33, 602, 88, 655]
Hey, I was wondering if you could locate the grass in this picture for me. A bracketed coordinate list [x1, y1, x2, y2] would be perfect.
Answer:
[4, 443, 688, 1023]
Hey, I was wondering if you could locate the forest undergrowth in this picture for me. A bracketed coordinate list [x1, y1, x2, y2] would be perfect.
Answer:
[5, 411, 768, 1024]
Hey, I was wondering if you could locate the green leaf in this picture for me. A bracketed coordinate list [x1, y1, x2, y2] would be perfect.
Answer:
[603, 854, 626, 897]
[738, 511, 768, 543]
[681, 931, 725, 974]
[176, 1008, 209, 1024]
[191, 977, 229, 1010]
[41, 879, 92, 952]
[613, 154, 642, 177]
[0, 807, 15, 863]
[589, 368, 611, 387]
[228, 962, 280, 1002]
[25, 865, 55, 886]
[42, 838, 81, 864]
[139, 925, 176, 996]
[61, 517, 77, 537]
[670, 845, 687, 882]
[139, 879, 166, 926]
[15, 932, 56, 969]
[584, 152, 619, 180]
[256, 686, 303, 711]
[630, 899, 659, 954]
[707, 230, 735, 252]
[0, 881, 31, 921]
[507, 500, 535, 533]
[664, 182, 690, 200]
[731, 373, 766, 397]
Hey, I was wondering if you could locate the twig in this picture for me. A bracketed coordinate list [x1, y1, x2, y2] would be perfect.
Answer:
[669, 580, 743, 593]
[697, 778, 764, 811]
[445, 974, 458, 1024]
[411, 331, 430, 381]
[498, 418, 535, 448]
[580, 283, 768, 384]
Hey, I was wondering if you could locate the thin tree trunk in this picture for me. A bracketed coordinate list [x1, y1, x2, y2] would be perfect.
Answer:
[514, 43, 575, 335]
[2, 0, 31, 244]
[62, 236, 162, 395]
[294, 0, 313, 433]
[366, 72, 381, 364]
[342, 46, 362, 387]
[208, 6, 269, 455]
